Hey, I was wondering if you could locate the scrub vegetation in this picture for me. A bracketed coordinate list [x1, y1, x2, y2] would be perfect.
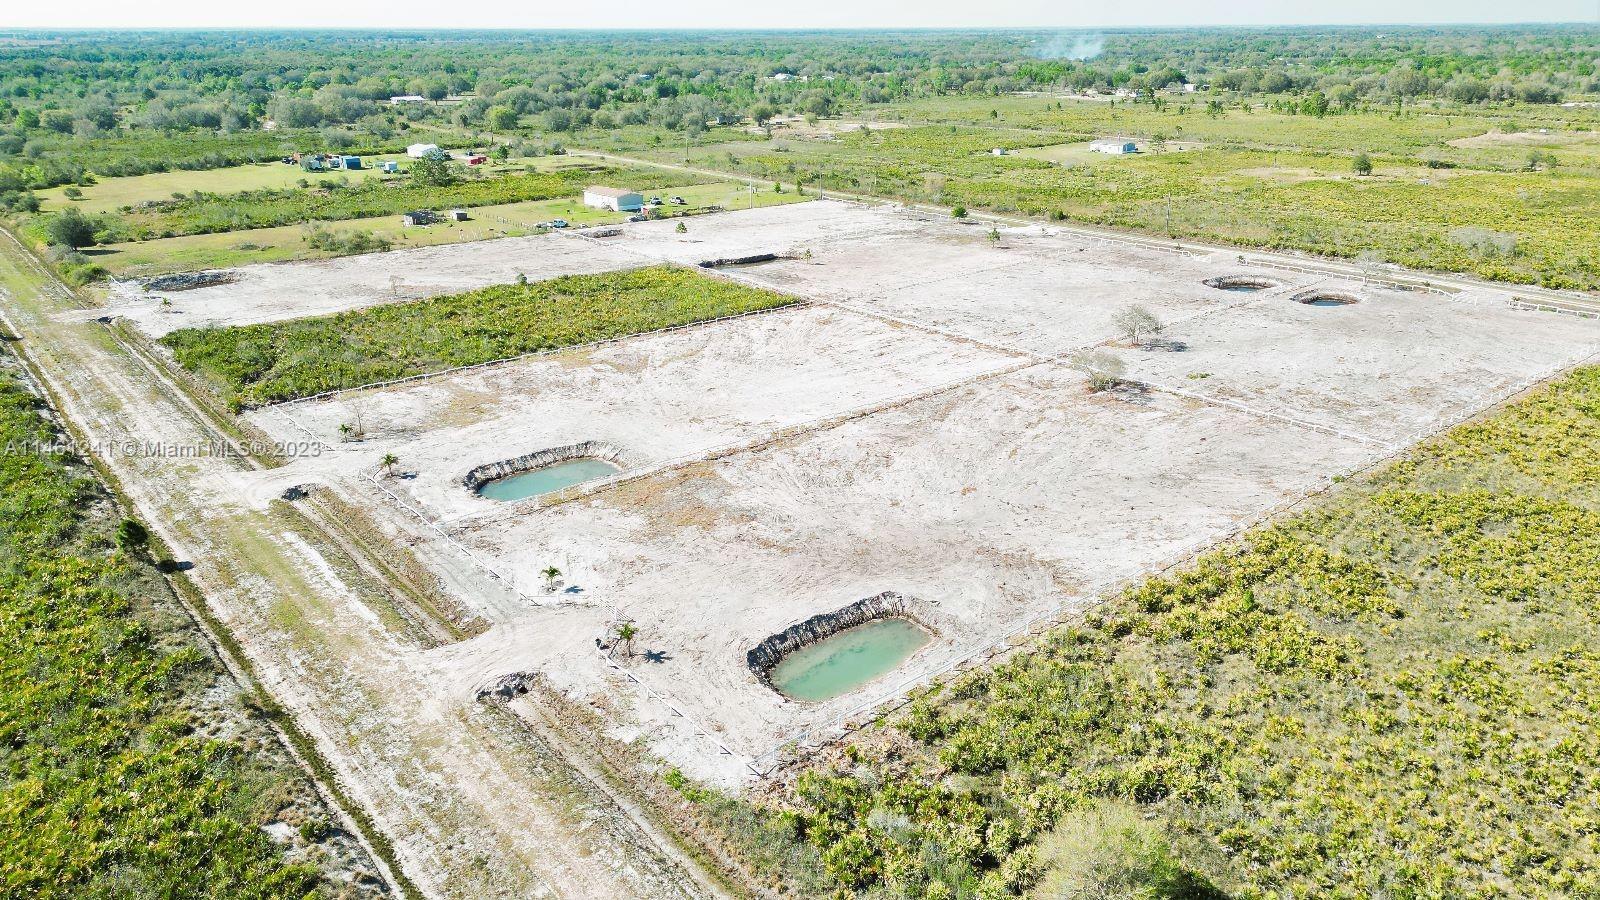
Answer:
[160, 265, 800, 406]
[0, 366, 338, 897]
[666, 109, 1600, 289]
[4, 28, 1596, 288]
[77, 164, 696, 240]
[5, 25, 1600, 898]
[695, 364, 1600, 898]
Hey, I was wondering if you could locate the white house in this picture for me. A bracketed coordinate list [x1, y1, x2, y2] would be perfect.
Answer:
[1090, 139, 1139, 155]
[405, 143, 441, 158]
[583, 186, 644, 212]
[389, 95, 426, 105]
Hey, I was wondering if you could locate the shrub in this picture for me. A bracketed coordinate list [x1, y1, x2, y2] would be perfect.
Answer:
[1449, 226, 1517, 258]
[1068, 349, 1126, 391]
[41, 207, 98, 248]
[303, 224, 393, 255]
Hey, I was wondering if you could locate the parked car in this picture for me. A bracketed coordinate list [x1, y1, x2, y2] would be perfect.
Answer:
[669, 196, 686, 205]
[627, 214, 648, 222]
[549, 219, 568, 228]
[647, 197, 663, 206]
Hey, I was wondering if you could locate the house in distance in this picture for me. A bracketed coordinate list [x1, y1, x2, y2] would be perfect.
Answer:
[1090, 138, 1139, 155]
[583, 186, 644, 212]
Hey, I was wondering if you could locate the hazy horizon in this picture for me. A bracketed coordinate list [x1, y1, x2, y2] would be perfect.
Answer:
[5, 0, 1597, 31]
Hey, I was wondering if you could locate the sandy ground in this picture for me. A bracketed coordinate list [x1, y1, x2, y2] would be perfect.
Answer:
[1445, 129, 1599, 149]
[229, 200, 1600, 786]
[254, 303, 1021, 528]
[105, 233, 641, 337]
[429, 367, 1376, 772]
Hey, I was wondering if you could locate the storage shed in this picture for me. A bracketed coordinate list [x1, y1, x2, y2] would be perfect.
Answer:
[1090, 139, 1139, 155]
[583, 186, 644, 212]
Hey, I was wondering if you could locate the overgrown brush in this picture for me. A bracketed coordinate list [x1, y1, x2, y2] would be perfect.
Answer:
[703, 365, 1600, 898]
[0, 369, 329, 897]
[160, 265, 799, 406]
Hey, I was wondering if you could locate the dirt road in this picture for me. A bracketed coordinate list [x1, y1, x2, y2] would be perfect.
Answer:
[0, 230, 716, 899]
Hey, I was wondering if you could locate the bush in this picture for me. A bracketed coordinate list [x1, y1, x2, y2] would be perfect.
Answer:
[1449, 226, 1517, 258]
[1034, 802, 1223, 900]
[1068, 349, 1126, 391]
[41, 207, 98, 248]
[303, 224, 393, 255]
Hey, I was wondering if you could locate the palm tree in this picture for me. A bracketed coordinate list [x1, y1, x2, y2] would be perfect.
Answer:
[616, 621, 638, 658]
[379, 453, 399, 476]
[540, 565, 561, 593]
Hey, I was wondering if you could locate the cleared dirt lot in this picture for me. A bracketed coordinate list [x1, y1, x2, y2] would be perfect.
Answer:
[222, 199, 1600, 784]
[107, 232, 640, 336]
[432, 367, 1376, 771]
[1106, 283, 1600, 446]
[254, 303, 1022, 528]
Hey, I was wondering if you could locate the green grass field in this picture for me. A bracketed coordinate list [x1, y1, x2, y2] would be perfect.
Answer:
[159, 265, 801, 406]
[89, 181, 806, 277]
[86, 163, 692, 240]
[35, 153, 602, 215]
[701, 363, 1600, 899]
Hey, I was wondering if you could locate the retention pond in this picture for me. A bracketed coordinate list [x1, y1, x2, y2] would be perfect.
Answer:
[769, 618, 931, 702]
[477, 458, 620, 502]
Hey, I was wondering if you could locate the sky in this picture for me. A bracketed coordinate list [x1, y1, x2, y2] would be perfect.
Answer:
[4, 0, 1597, 29]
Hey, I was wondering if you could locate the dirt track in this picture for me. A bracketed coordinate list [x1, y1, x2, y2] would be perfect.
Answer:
[0, 230, 719, 899]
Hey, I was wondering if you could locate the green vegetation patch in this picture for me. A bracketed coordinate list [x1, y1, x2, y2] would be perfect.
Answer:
[711, 126, 1600, 289]
[708, 365, 1600, 898]
[98, 164, 696, 240]
[160, 265, 800, 406]
[0, 368, 325, 898]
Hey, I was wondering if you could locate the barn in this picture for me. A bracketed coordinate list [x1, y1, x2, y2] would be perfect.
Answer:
[583, 186, 644, 212]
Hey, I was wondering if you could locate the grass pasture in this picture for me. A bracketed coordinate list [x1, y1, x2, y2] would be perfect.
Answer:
[35, 152, 605, 215]
[159, 264, 801, 406]
[91, 181, 806, 277]
[97, 163, 693, 240]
